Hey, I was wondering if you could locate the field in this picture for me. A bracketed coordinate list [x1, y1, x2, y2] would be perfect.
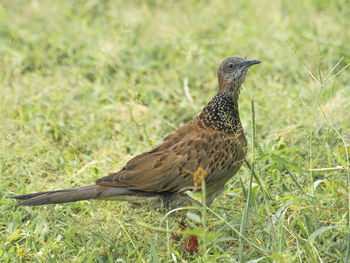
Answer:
[1, 0, 349, 262]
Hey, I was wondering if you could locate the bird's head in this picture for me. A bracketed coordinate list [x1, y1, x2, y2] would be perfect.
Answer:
[217, 56, 260, 95]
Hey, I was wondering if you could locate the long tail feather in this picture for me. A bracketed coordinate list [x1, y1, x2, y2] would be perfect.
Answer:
[12, 185, 136, 206]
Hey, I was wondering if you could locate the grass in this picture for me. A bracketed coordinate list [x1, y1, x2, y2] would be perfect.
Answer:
[0, 0, 349, 261]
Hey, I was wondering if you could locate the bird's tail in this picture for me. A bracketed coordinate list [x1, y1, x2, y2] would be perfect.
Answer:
[12, 185, 137, 206]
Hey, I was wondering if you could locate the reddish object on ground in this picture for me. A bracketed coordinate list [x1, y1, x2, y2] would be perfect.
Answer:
[184, 235, 199, 254]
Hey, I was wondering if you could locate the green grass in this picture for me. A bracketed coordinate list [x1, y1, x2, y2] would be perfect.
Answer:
[1, 0, 350, 261]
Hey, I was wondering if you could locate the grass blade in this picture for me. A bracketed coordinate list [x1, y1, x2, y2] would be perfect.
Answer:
[239, 96, 256, 263]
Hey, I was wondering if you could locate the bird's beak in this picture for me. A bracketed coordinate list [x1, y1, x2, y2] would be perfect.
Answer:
[241, 59, 261, 68]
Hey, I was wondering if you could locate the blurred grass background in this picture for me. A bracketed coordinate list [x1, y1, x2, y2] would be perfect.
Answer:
[0, 0, 349, 262]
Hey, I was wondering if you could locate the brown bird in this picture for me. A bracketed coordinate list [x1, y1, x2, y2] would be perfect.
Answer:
[13, 56, 260, 209]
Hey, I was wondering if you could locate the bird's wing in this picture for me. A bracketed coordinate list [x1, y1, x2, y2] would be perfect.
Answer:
[96, 128, 236, 193]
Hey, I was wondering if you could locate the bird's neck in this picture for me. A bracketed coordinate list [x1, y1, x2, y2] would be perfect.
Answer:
[218, 82, 242, 101]
[198, 91, 241, 134]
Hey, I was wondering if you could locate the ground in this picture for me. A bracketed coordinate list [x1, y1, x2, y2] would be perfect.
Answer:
[0, 0, 349, 262]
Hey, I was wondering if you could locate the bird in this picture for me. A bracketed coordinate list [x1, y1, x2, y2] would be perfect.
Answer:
[13, 56, 260, 209]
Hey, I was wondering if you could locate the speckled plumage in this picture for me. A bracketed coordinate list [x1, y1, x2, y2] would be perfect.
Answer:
[199, 91, 240, 134]
[13, 56, 260, 209]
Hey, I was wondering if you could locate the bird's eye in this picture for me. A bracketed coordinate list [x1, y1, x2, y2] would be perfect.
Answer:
[226, 63, 234, 70]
